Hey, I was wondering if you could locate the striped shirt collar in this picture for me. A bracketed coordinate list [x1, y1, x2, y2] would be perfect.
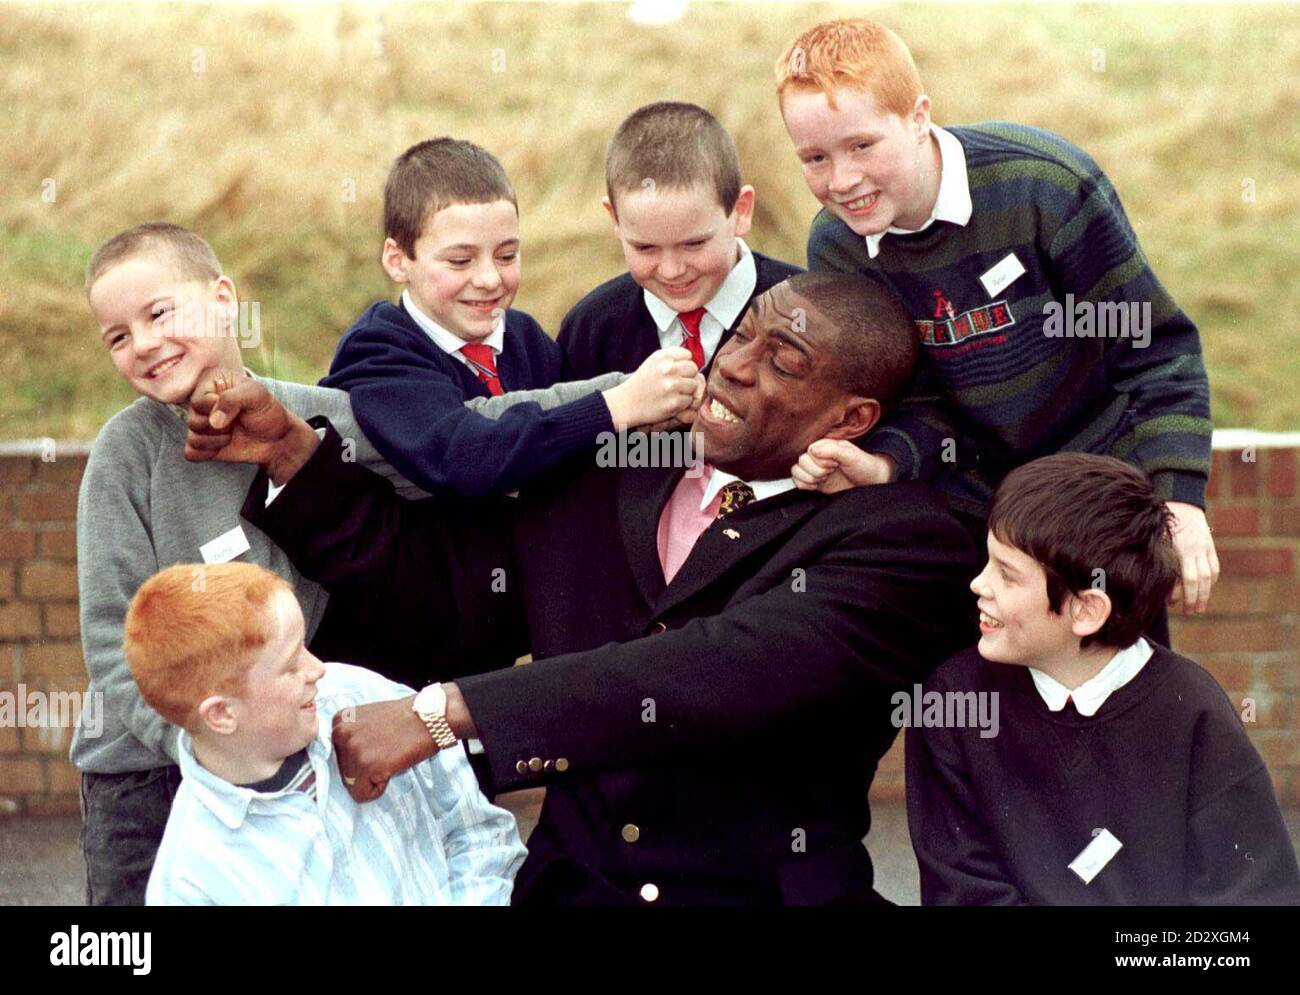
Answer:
[1029, 637, 1153, 717]
[176, 721, 332, 831]
[644, 238, 757, 334]
[401, 289, 506, 357]
[864, 125, 973, 259]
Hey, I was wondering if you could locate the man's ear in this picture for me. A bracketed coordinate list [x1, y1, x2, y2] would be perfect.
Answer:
[732, 185, 755, 239]
[380, 237, 410, 285]
[601, 195, 620, 231]
[1069, 587, 1112, 639]
[197, 694, 238, 736]
[826, 396, 882, 442]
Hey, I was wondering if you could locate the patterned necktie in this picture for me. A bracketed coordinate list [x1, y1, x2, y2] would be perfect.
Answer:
[460, 342, 503, 397]
[678, 308, 707, 369]
[715, 480, 755, 520]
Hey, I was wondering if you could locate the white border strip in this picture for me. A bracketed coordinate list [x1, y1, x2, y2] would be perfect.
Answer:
[1212, 430, 1300, 451]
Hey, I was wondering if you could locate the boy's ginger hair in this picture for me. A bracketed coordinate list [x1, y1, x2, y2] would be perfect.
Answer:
[85, 222, 223, 297]
[124, 562, 290, 730]
[775, 18, 924, 117]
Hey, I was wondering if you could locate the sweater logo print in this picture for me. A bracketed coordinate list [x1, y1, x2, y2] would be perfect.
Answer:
[916, 299, 1015, 350]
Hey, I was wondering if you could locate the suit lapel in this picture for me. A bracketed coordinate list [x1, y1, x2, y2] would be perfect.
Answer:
[653, 488, 825, 619]
[617, 459, 684, 610]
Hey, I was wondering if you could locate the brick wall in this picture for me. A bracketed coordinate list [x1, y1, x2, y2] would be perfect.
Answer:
[1, 441, 90, 817]
[1, 437, 1298, 817]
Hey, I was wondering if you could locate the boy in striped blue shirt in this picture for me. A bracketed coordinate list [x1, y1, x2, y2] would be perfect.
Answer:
[126, 562, 525, 905]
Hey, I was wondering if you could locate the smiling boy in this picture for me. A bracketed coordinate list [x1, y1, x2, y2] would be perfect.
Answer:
[558, 102, 801, 381]
[323, 137, 703, 498]
[73, 221, 604, 905]
[73, 223, 422, 905]
[905, 454, 1300, 905]
[775, 19, 1218, 619]
[129, 563, 524, 905]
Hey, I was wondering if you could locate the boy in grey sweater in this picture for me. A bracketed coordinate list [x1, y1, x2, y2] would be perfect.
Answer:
[73, 223, 663, 905]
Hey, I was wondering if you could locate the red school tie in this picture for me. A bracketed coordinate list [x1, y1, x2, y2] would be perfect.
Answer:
[460, 343, 503, 397]
[678, 308, 707, 369]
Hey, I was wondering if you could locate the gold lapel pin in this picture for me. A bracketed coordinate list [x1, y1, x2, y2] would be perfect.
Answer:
[723, 528, 740, 540]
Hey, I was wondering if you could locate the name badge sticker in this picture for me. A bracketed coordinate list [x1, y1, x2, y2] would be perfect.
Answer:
[979, 252, 1026, 298]
[1068, 828, 1123, 884]
[200, 525, 251, 564]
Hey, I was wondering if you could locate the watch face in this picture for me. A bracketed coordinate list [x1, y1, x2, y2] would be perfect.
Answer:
[416, 683, 447, 717]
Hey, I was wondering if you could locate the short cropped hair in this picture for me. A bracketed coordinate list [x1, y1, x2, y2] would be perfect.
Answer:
[85, 222, 223, 296]
[782, 271, 918, 410]
[605, 102, 742, 216]
[124, 562, 291, 730]
[384, 138, 517, 259]
[775, 18, 924, 117]
[988, 454, 1179, 649]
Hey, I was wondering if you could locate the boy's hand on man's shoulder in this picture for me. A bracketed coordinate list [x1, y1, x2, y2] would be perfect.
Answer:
[184, 370, 320, 484]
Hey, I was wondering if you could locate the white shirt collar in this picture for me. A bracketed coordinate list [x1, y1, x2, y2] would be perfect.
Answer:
[1029, 637, 1153, 717]
[402, 289, 506, 357]
[699, 463, 796, 511]
[644, 238, 757, 334]
[865, 125, 973, 259]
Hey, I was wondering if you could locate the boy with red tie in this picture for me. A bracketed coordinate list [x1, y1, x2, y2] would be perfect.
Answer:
[324, 137, 702, 498]
[559, 101, 802, 380]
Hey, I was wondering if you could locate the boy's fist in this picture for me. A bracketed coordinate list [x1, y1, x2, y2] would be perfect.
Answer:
[791, 439, 895, 494]
[602, 347, 701, 430]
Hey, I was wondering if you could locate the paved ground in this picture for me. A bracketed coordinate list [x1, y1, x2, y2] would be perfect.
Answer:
[3, 794, 1297, 905]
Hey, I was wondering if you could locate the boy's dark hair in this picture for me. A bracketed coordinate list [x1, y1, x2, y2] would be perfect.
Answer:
[988, 453, 1179, 649]
[605, 102, 742, 216]
[782, 271, 918, 410]
[384, 138, 517, 259]
[85, 222, 222, 296]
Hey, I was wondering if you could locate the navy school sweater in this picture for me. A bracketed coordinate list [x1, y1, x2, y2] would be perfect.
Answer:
[558, 250, 803, 380]
[322, 300, 612, 498]
[808, 122, 1213, 514]
[905, 643, 1300, 905]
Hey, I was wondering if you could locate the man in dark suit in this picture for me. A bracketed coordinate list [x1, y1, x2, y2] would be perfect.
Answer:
[187, 272, 979, 906]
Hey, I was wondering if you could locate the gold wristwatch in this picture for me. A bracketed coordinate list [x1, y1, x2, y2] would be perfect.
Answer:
[412, 684, 458, 749]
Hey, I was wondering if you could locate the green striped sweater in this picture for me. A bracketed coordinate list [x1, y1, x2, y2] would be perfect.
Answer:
[808, 122, 1212, 514]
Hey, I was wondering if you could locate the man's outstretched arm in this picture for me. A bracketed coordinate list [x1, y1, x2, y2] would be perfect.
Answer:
[187, 377, 527, 671]
[332, 496, 977, 799]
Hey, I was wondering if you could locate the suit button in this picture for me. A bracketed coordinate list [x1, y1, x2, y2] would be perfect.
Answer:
[649, 622, 667, 635]
[528, 757, 543, 773]
[543, 760, 555, 773]
[621, 823, 641, 844]
[515, 760, 528, 775]
[555, 758, 570, 772]
[639, 883, 660, 903]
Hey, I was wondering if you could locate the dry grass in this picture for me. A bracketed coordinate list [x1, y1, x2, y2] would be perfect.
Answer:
[2, 2, 1297, 438]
